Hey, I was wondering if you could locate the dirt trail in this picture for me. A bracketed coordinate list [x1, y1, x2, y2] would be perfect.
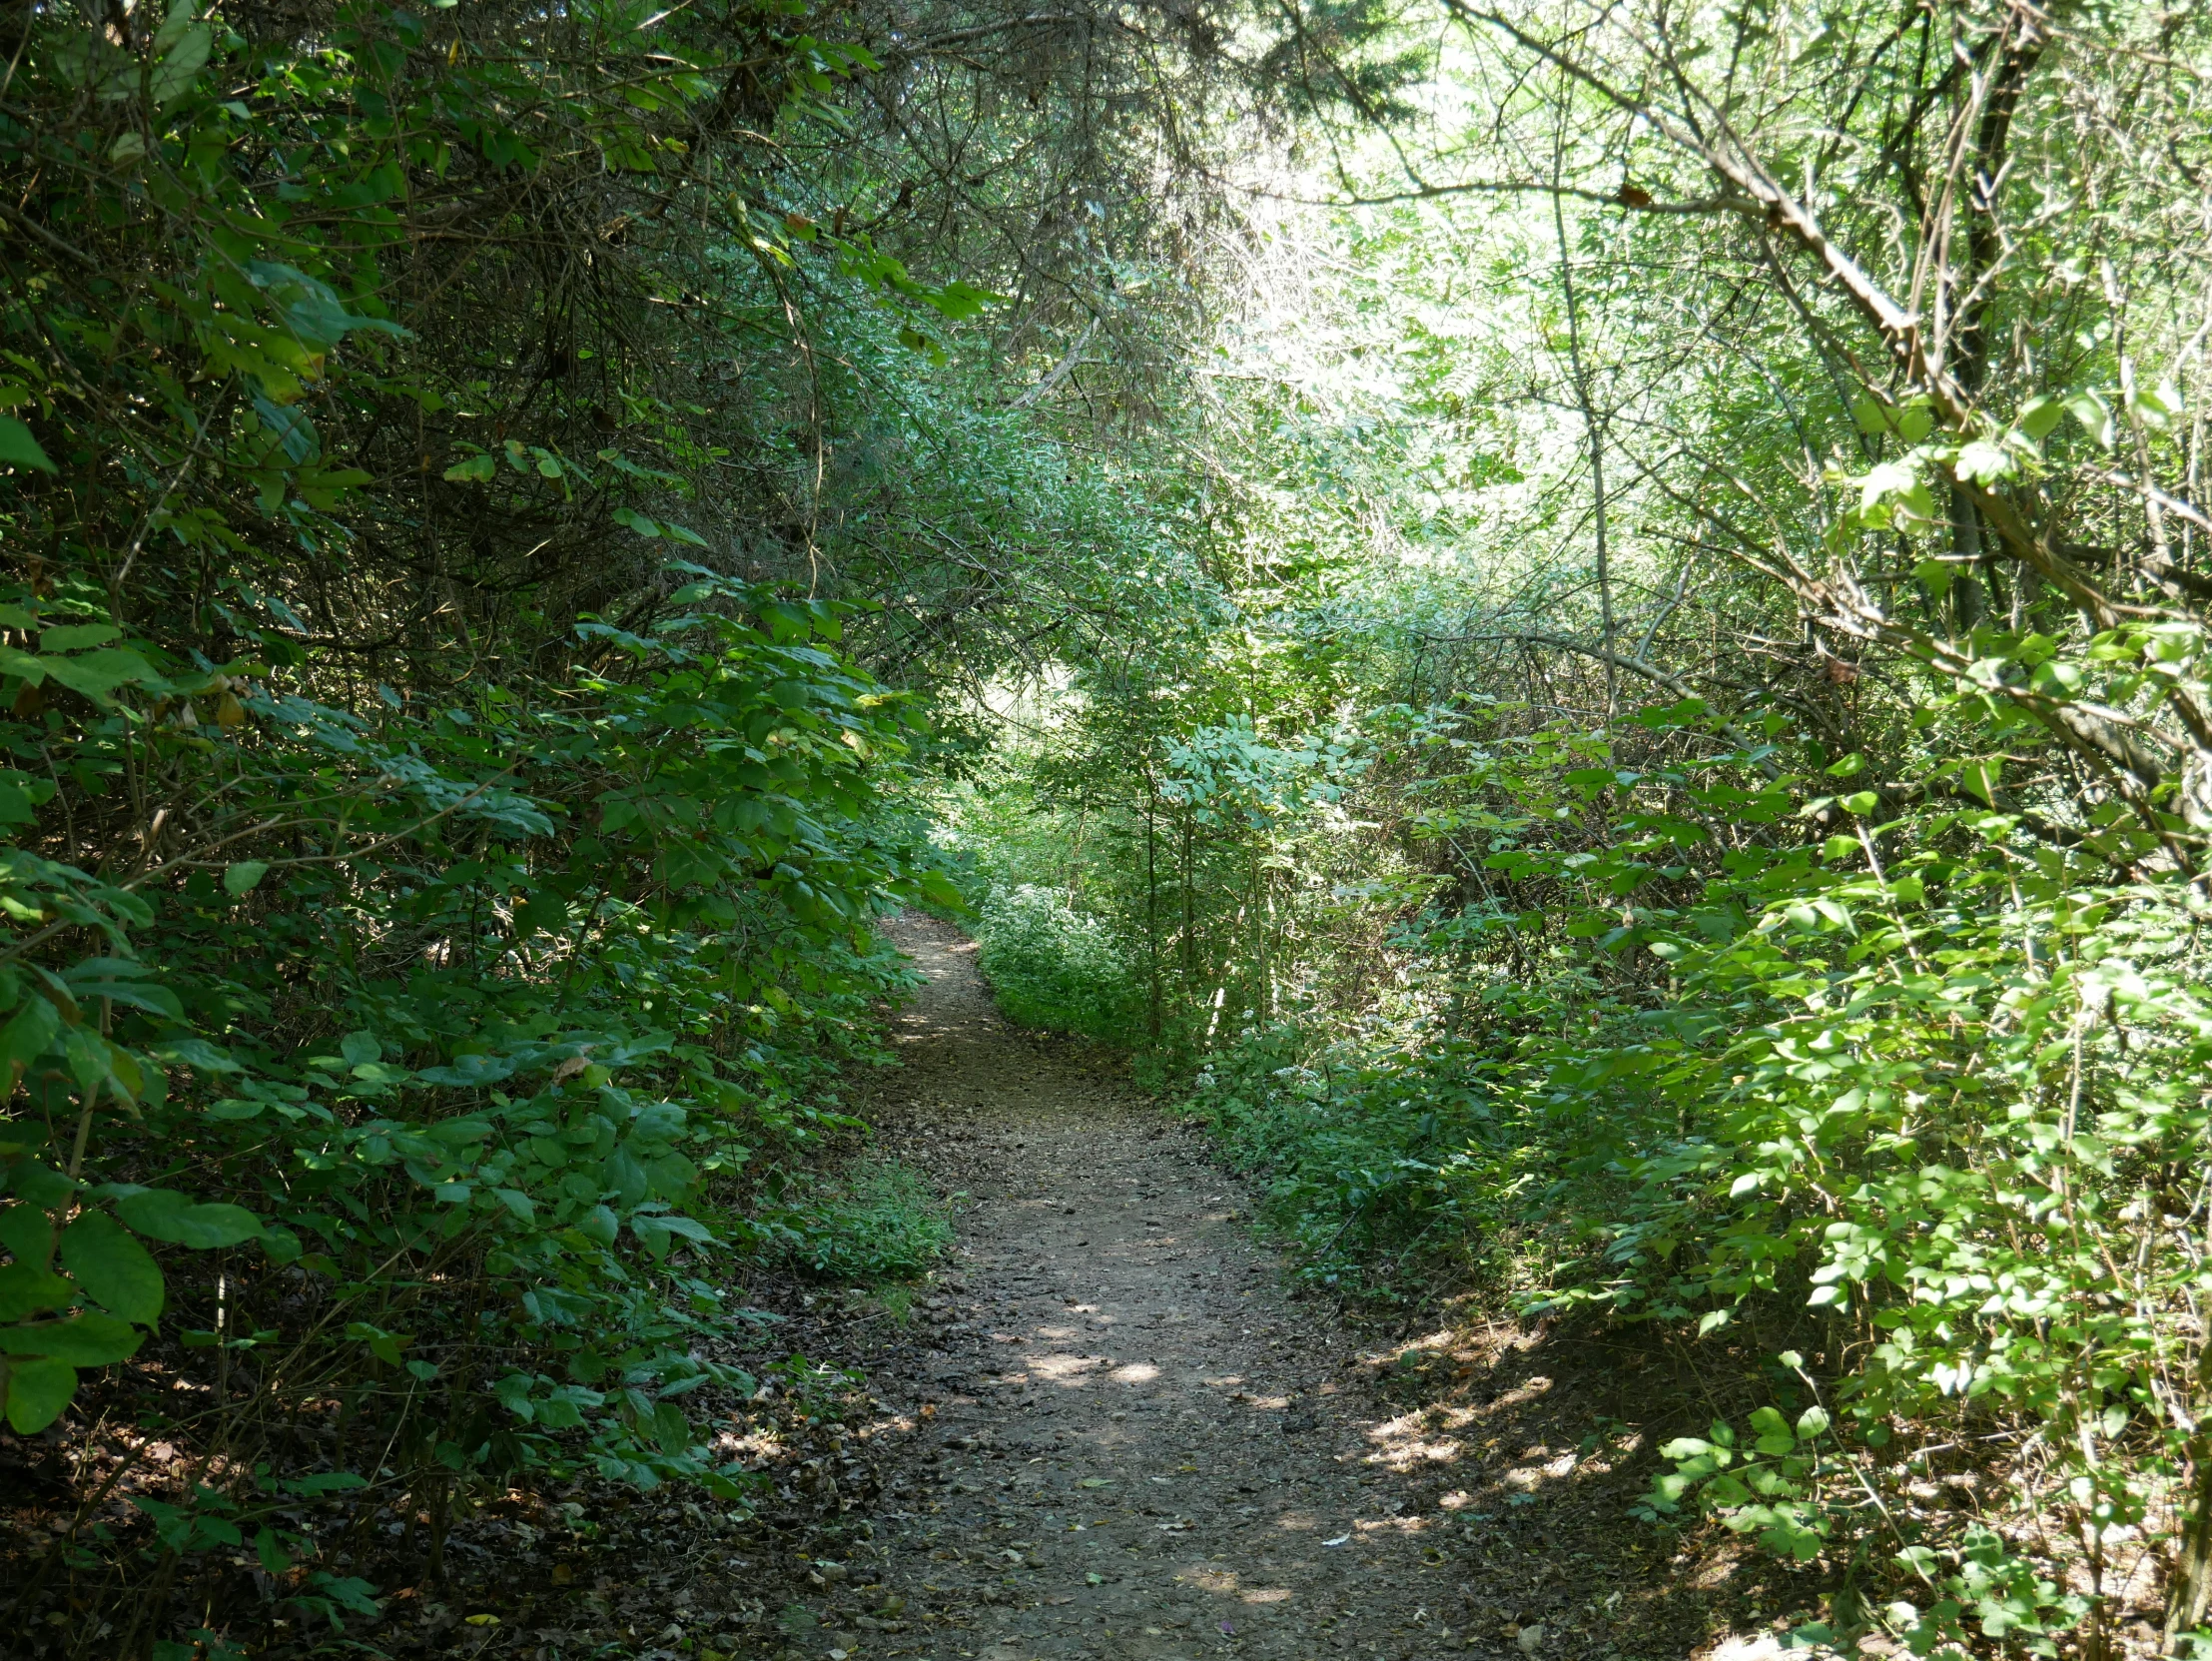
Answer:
[812, 916, 1724, 1661]
[857, 915, 1434, 1659]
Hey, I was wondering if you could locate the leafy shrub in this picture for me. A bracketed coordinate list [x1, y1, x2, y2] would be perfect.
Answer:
[761, 1159, 952, 1280]
[973, 883, 1144, 1039]
[1164, 697, 2212, 1651]
[1186, 1026, 1500, 1305]
[0, 578, 947, 1640]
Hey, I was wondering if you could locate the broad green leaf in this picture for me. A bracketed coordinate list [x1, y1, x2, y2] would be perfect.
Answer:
[2018, 395, 2066, 440]
[2066, 391, 2116, 447]
[34, 646, 165, 701]
[223, 861, 271, 896]
[0, 996, 62, 1071]
[3, 1356, 76, 1432]
[1951, 440, 2010, 483]
[41, 623, 120, 651]
[153, 1038, 241, 1073]
[0, 1203, 51, 1262]
[150, 0, 199, 52]
[111, 1189, 263, 1248]
[61, 1211, 164, 1324]
[0, 1310, 144, 1365]
[493, 1188, 534, 1222]
[151, 22, 214, 105]
[0, 1261, 73, 1320]
[604, 1148, 649, 1208]
[8, 1163, 73, 1208]
[0, 417, 54, 472]
[62, 978, 184, 1020]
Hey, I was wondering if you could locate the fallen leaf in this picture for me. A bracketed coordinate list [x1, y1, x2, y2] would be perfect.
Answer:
[1078, 1478, 1112, 1488]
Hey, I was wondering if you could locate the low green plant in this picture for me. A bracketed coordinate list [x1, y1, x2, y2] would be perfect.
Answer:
[1646, 1385, 2090, 1658]
[973, 883, 1143, 1039]
[764, 1159, 952, 1280]
[1186, 1025, 1500, 1305]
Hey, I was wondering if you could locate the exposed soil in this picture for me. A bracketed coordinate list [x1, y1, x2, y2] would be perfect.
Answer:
[738, 915, 1786, 1661]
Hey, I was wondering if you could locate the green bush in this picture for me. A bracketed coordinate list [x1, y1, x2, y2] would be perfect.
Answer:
[763, 1159, 952, 1280]
[973, 883, 1143, 1040]
[1186, 1026, 1500, 1307]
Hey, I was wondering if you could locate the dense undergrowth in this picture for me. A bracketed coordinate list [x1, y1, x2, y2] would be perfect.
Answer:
[0, 0, 1290, 1652]
[938, 1, 2212, 1653]
[970, 885, 1143, 1042]
[12, 0, 2212, 1656]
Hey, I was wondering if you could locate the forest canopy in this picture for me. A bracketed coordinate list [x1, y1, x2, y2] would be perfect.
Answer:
[2, 0, 2210, 1655]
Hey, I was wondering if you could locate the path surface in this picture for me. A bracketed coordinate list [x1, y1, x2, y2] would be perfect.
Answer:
[811, 917, 1708, 1661]
[857, 915, 1448, 1661]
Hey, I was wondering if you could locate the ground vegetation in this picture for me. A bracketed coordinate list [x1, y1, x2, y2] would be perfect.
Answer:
[11, 0, 2212, 1656]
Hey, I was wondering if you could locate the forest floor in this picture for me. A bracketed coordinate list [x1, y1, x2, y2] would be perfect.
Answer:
[699, 914, 1792, 1661]
[264, 915, 1800, 1660]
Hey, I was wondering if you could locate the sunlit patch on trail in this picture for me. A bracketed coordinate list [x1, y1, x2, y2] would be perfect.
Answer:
[1025, 1352, 1106, 1384]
